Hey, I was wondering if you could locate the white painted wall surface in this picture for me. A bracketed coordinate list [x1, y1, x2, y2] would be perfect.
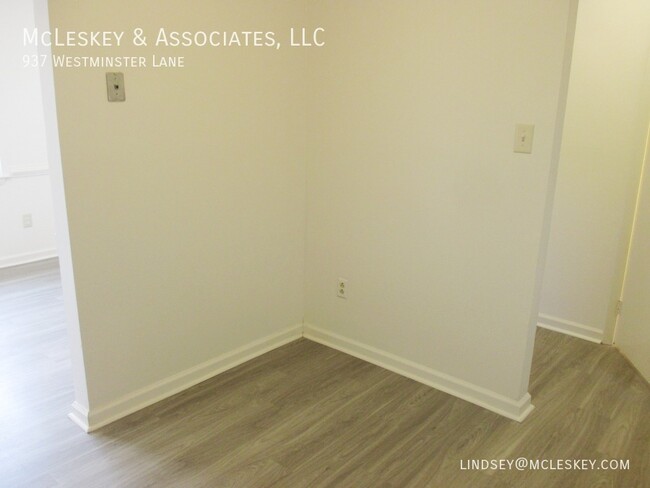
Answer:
[0, 0, 48, 171]
[49, 0, 308, 423]
[33, 0, 91, 421]
[539, 0, 650, 342]
[616, 127, 650, 382]
[304, 0, 575, 412]
[0, 0, 57, 267]
[49, 0, 579, 427]
[0, 176, 57, 267]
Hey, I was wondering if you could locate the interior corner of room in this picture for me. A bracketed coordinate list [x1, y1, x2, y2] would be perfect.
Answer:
[2, 0, 649, 440]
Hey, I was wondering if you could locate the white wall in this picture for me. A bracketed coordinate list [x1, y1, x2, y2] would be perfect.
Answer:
[49, 0, 308, 429]
[304, 0, 576, 418]
[50, 0, 578, 428]
[539, 0, 650, 343]
[0, 0, 57, 267]
[616, 125, 650, 382]
[0, 177, 57, 266]
[34, 0, 91, 421]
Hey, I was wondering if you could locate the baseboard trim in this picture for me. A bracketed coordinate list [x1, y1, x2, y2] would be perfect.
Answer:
[73, 324, 303, 432]
[68, 401, 91, 432]
[0, 249, 58, 269]
[537, 313, 602, 344]
[303, 323, 534, 422]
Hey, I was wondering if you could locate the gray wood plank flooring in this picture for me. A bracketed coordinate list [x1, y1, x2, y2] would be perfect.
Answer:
[1, 260, 648, 487]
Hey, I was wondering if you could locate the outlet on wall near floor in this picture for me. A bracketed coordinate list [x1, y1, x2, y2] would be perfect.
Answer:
[337, 278, 348, 299]
[22, 213, 33, 228]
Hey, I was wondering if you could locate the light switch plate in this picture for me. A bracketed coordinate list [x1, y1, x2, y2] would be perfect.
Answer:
[106, 72, 126, 102]
[514, 124, 534, 154]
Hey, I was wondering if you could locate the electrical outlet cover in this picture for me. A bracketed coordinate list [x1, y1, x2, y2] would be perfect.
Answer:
[337, 278, 348, 299]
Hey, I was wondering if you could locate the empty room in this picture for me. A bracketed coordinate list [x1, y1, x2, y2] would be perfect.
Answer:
[1, 0, 649, 487]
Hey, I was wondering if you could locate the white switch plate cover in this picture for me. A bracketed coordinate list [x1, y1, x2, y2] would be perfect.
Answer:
[514, 124, 534, 154]
[106, 72, 126, 102]
[23, 214, 33, 228]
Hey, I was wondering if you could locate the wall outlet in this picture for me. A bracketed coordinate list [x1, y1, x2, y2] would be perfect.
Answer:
[337, 278, 348, 299]
[22, 213, 33, 228]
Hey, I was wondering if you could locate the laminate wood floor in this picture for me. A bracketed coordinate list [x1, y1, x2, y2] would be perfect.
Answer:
[1, 260, 649, 487]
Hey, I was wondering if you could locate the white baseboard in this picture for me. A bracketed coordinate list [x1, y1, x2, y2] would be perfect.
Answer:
[72, 324, 303, 432]
[0, 249, 58, 269]
[537, 313, 602, 344]
[69, 401, 90, 432]
[303, 323, 534, 422]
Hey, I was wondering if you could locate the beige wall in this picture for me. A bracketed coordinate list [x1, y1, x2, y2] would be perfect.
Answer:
[304, 0, 575, 410]
[539, 0, 650, 342]
[49, 0, 308, 418]
[47, 0, 577, 426]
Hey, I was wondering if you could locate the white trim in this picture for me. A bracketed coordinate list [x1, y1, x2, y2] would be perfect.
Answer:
[611, 124, 650, 345]
[73, 324, 303, 432]
[68, 401, 91, 432]
[0, 159, 49, 178]
[303, 323, 534, 422]
[0, 249, 58, 269]
[537, 313, 603, 344]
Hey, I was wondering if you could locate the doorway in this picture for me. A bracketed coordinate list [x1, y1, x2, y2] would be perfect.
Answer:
[0, 0, 87, 452]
